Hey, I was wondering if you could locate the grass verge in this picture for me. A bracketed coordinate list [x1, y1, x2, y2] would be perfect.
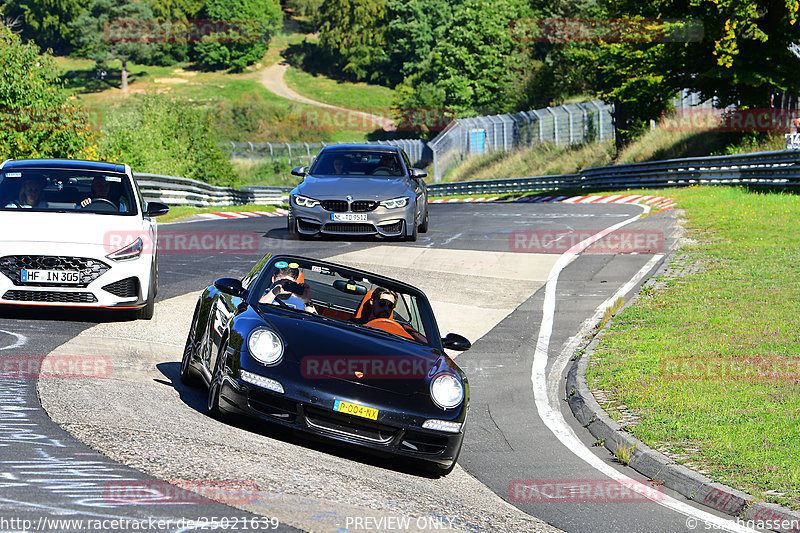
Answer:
[284, 67, 395, 115]
[585, 185, 800, 509]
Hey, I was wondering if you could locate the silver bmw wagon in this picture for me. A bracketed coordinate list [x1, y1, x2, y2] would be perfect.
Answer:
[287, 145, 429, 241]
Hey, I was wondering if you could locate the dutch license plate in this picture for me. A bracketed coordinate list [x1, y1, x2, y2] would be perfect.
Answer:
[333, 399, 379, 420]
[331, 213, 368, 222]
[21, 269, 81, 284]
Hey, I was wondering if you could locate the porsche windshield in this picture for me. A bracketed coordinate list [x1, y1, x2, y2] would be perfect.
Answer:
[309, 151, 405, 177]
[253, 258, 437, 347]
[0, 169, 138, 215]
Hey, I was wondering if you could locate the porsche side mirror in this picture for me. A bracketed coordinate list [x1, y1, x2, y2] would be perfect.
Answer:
[214, 277, 246, 298]
[291, 166, 307, 177]
[442, 333, 471, 351]
[144, 201, 170, 217]
[410, 168, 427, 179]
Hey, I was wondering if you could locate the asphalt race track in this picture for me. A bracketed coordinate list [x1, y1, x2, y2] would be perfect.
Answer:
[0, 202, 758, 532]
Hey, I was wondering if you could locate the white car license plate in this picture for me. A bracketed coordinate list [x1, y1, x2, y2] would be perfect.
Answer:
[331, 213, 368, 222]
[21, 269, 81, 284]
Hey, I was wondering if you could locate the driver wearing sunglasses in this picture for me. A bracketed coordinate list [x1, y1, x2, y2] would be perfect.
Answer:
[351, 287, 427, 342]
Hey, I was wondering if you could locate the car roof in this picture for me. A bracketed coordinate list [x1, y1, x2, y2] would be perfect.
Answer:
[319, 144, 400, 154]
[0, 159, 128, 174]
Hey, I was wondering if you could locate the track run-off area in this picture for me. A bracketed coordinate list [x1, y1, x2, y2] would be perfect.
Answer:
[0, 201, 763, 532]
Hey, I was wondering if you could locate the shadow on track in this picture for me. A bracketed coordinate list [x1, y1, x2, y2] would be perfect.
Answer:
[155, 360, 445, 478]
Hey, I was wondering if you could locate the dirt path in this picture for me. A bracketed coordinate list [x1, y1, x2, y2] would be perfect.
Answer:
[260, 61, 395, 131]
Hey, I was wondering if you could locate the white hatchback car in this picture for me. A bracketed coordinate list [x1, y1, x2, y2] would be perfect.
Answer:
[0, 159, 169, 319]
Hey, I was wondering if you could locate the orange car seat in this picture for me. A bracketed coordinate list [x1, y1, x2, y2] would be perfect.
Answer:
[365, 318, 414, 340]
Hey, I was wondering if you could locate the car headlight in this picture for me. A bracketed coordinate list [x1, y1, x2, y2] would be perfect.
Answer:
[430, 373, 463, 409]
[106, 237, 143, 261]
[247, 328, 284, 366]
[380, 197, 409, 209]
[294, 195, 320, 208]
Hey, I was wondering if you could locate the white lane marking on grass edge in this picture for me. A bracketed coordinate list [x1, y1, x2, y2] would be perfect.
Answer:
[530, 207, 756, 532]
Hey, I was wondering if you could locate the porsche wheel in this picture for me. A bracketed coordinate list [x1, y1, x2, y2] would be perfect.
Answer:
[179, 301, 200, 386]
[207, 339, 227, 419]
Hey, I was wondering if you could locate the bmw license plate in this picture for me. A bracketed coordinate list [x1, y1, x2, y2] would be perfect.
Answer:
[331, 213, 368, 222]
[333, 399, 379, 420]
[21, 269, 81, 284]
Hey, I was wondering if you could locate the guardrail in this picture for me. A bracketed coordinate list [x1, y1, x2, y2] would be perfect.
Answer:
[134, 173, 290, 207]
[135, 149, 800, 206]
[427, 149, 800, 197]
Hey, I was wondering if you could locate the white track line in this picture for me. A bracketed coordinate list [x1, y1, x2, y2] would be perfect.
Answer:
[0, 329, 28, 351]
[530, 206, 755, 532]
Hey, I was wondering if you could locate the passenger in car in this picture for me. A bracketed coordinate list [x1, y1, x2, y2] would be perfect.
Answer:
[6, 178, 47, 208]
[259, 263, 316, 312]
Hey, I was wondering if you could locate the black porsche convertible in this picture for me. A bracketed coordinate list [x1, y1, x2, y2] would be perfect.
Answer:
[179, 254, 471, 474]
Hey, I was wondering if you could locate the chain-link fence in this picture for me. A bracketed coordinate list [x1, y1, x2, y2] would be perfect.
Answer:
[224, 101, 614, 182]
[427, 101, 614, 181]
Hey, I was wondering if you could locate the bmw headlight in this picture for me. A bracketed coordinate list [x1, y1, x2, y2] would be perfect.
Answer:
[247, 328, 284, 366]
[294, 195, 320, 208]
[430, 373, 464, 409]
[106, 237, 143, 261]
[379, 197, 409, 209]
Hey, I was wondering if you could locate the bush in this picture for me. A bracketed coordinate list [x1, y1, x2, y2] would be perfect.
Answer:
[98, 93, 236, 186]
[212, 94, 335, 142]
[0, 26, 95, 160]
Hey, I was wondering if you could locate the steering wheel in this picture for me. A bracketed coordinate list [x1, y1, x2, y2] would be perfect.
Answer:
[82, 198, 117, 208]
[372, 167, 392, 175]
[6, 201, 22, 208]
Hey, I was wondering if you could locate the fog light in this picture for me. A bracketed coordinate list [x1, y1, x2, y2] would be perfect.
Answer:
[241, 370, 284, 393]
[422, 419, 462, 433]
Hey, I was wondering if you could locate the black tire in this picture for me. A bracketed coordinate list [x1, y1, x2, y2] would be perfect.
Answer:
[418, 210, 429, 233]
[206, 340, 227, 419]
[179, 301, 200, 386]
[138, 265, 156, 320]
[287, 216, 300, 240]
[406, 220, 418, 242]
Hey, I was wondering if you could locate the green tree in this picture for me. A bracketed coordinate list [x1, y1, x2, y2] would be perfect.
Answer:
[194, 0, 281, 71]
[393, 0, 529, 115]
[315, 0, 389, 81]
[589, 0, 800, 145]
[70, 0, 157, 90]
[3, 0, 91, 52]
[0, 26, 94, 159]
[383, 0, 454, 86]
